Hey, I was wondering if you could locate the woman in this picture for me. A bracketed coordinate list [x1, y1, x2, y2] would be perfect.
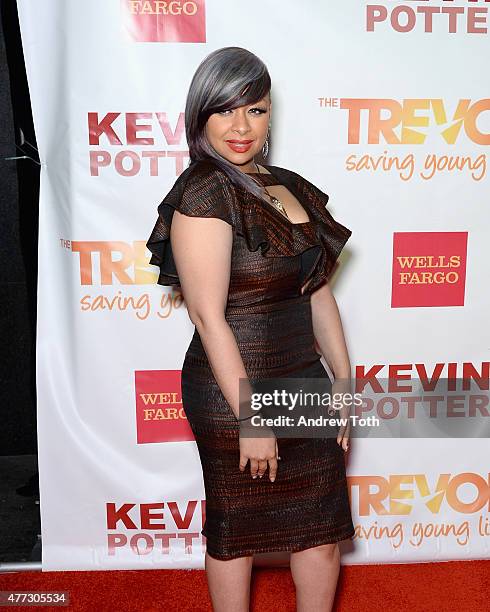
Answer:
[146, 47, 355, 612]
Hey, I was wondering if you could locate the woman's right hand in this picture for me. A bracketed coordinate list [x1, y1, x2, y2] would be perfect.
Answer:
[239, 434, 279, 482]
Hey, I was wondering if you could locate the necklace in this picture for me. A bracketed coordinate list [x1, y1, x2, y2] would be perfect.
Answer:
[253, 161, 290, 221]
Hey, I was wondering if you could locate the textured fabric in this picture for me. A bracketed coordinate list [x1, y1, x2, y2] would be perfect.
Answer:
[146, 159, 352, 294]
[146, 159, 355, 560]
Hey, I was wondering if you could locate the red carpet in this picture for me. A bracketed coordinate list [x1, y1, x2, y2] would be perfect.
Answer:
[1, 560, 488, 611]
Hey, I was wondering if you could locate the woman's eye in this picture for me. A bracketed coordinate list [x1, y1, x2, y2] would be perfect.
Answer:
[217, 107, 266, 116]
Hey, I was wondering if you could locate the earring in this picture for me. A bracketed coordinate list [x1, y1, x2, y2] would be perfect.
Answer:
[261, 138, 269, 158]
[261, 125, 271, 158]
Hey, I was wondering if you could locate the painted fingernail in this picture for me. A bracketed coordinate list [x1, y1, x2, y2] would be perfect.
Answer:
[252, 475, 257, 479]
[270, 478, 275, 482]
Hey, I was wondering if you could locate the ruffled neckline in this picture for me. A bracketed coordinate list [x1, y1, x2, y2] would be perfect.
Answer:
[146, 159, 352, 293]
[233, 163, 352, 291]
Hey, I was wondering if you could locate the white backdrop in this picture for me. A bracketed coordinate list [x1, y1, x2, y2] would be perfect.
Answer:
[16, 0, 489, 570]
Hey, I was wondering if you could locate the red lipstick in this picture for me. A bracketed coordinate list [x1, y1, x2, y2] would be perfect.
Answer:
[225, 139, 254, 153]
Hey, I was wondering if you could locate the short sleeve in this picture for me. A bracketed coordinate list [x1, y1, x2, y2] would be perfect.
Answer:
[310, 184, 352, 271]
[146, 161, 237, 287]
[290, 170, 352, 291]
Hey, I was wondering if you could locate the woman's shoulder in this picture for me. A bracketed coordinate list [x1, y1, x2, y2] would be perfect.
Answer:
[181, 158, 234, 188]
[157, 159, 235, 215]
[146, 160, 238, 287]
[154, 158, 238, 227]
[179, 159, 236, 212]
[184, 160, 309, 193]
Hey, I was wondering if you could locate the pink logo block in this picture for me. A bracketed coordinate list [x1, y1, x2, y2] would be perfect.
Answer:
[135, 370, 195, 443]
[391, 232, 468, 308]
[121, 0, 206, 43]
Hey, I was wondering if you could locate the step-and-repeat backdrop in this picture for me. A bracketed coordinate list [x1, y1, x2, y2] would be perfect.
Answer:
[17, 0, 489, 570]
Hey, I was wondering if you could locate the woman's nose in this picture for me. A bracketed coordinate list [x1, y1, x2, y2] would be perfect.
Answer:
[231, 111, 251, 133]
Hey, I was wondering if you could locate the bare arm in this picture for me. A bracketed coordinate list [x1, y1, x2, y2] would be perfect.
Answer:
[311, 281, 352, 450]
[170, 209, 252, 418]
[310, 282, 351, 380]
[171, 208, 278, 478]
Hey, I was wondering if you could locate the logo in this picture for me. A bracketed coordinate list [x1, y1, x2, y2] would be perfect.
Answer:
[135, 370, 194, 443]
[88, 112, 188, 176]
[121, 0, 206, 42]
[317, 99, 488, 180]
[349, 472, 490, 515]
[336, 98, 490, 145]
[391, 232, 468, 307]
[365, 1, 489, 34]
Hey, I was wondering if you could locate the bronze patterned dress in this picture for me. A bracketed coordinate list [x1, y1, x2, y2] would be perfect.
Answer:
[146, 159, 355, 560]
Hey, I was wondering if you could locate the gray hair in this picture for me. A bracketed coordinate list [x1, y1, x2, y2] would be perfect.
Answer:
[184, 46, 272, 203]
